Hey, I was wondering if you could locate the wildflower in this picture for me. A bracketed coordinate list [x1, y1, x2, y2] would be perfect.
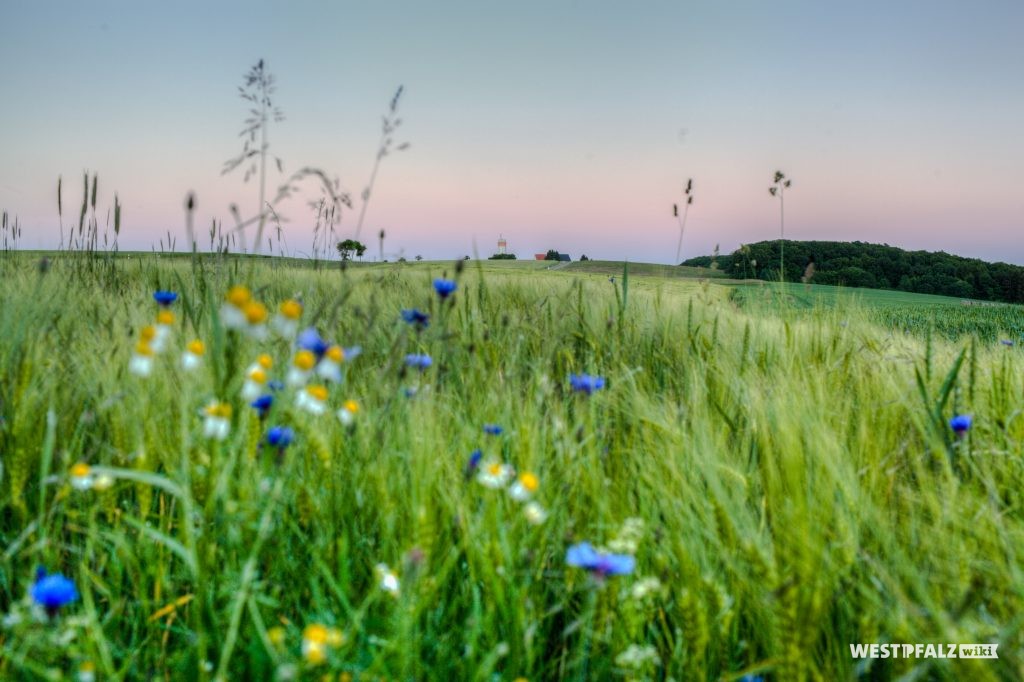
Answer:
[181, 339, 205, 371]
[152, 310, 175, 352]
[401, 308, 430, 328]
[566, 542, 635, 577]
[615, 644, 659, 670]
[1000, 339, 1014, 347]
[337, 399, 359, 426]
[569, 373, 606, 395]
[77, 661, 97, 682]
[273, 299, 303, 338]
[483, 424, 504, 436]
[375, 563, 400, 597]
[296, 384, 329, 415]
[251, 395, 274, 419]
[301, 623, 343, 665]
[405, 353, 432, 371]
[266, 426, 294, 448]
[153, 290, 178, 306]
[523, 501, 548, 525]
[69, 462, 94, 491]
[477, 460, 515, 489]
[433, 278, 457, 299]
[31, 568, 79, 615]
[129, 341, 155, 377]
[242, 367, 270, 401]
[630, 577, 664, 600]
[316, 345, 344, 382]
[950, 414, 972, 435]
[221, 285, 252, 329]
[287, 350, 318, 386]
[464, 449, 483, 481]
[243, 301, 269, 339]
[508, 471, 539, 500]
[297, 327, 330, 359]
[608, 518, 645, 554]
[202, 401, 232, 440]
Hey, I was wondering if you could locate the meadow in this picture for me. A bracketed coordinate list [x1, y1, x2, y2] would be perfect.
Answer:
[1, 253, 1023, 681]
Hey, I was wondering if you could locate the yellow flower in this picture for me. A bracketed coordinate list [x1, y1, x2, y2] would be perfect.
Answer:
[244, 301, 268, 325]
[301, 623, 342, 665]
[325, 346, 344, 363]
[267, 626, 286, 647]
[135, 341, 154, 357]
[156, 310, 175, 325]
[70, 462, 93, 491]
[257, 353, 273, 369]
[226, 285, 251, 308]
[280, 299, 303, 319]
[294, 350, 316, 371]
[509, 471, 539, 500]
[187, 340, 206, 355]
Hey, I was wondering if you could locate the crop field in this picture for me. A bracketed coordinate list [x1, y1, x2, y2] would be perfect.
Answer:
[1, 254, 1024, 680]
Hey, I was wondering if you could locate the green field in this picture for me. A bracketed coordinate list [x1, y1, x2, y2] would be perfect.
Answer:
[1, 254, 1023, 680]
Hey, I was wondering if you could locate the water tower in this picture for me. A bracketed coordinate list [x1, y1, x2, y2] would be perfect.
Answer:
[497, 235, 507, 255]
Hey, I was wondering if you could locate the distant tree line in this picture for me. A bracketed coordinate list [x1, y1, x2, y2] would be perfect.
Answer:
[682, 240, 1024, 304]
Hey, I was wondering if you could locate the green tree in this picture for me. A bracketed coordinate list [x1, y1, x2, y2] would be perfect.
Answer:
[336, 239, 367, 260]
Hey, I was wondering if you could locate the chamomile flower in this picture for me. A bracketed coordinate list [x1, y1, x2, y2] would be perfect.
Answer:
[316, 345, 345, 383]
[508, 471, 539, 501]
[375, 563, 400, 597]
[287, 350, 317, 387]
[69, 462, 94, 491]
[273, 299, 303, 338]
[220, 285, 252, 330]
[202, 401, 232, 440]
[77, 661, 97, 682]
[181, 340, 205, 371]
[241, 367, 270, 401]
[242, 301, 269, 340]
[153, 310, 175, 352]
[129, 341, 155, 377]
[31, 568, 79, 616]
[523, 501, 548, 525]
[301, 623, 343, 666]
[296, 384, 329, 415]
[477, 460, 515, 489]
[336, 399, 359, 426]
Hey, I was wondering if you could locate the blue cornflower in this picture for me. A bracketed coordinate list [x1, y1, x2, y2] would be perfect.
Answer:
[483, 424, 503, 436]
[266, 426, 294, 449]
[569, 373, 606, 395]
[267, 380, 285, 392]
[739, 676, 765, 682]
[433, 278, 457, 299]
[1001, 339, 1014, 347]
[566, 542, 635, 577]
[153, 290, 178, 306]
[949, 414, 972, 434]
[297, 327, 330, 359]
[405, 354, 432, 370]
[251, 395, 274, 419]
[464, 449, 483, 481]
[31, 568, 79, 614]
[401, 309, 430, 328]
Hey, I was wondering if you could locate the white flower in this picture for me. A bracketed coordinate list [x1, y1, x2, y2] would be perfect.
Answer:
[241, 366, 269, 401]
[129, 342, 155, 377]
[336, 400, 359, 426]
[202, 402, 232, 440]
[523, 501, 548, 525]
[273, 299, 303, 338]
[316, 346, 344, 383]
[615, 644, 659, 669]
[181, 340, 205, 371]
[295, 385, 328, 415]
[376, 563, 400, 597]
[508, 472, 539, 501]
[630, 577, 663, 600]
[477, 461, 515, 489]
[287, 350, 317, 387]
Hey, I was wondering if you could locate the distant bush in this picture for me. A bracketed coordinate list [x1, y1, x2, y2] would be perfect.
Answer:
[488, 253, 517, 260]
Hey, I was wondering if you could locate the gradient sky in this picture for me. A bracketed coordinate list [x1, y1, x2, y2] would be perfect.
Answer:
[2, 1, 1022, 264]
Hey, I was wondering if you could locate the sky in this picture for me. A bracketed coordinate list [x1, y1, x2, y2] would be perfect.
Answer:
[1, 1, 1022, 264]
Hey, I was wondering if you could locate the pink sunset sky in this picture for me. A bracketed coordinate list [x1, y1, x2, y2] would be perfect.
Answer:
[1, 1, 1022, 264]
